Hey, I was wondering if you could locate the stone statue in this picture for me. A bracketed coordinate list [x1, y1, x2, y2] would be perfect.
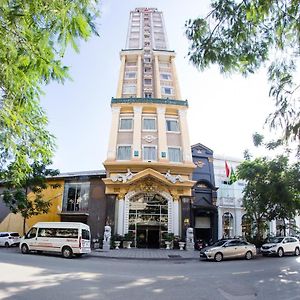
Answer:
[111, 169, 134, 183]
[165, 170, 184, 184]
[102, 225, 111, 251]
[185, 227, 194, 251]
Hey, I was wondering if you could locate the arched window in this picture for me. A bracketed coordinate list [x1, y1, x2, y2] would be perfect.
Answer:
[222, 212, 234, 238]
[242, 214, 252, 238]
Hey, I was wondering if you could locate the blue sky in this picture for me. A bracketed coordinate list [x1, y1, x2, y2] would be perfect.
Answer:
[41, 0, 276, 172]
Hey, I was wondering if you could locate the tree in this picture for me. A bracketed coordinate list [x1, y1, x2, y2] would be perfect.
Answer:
[0, 0, 100, 184]
[2, 162, 60, 234]
[185, 0, 300, 152]
[237, 155, 300, 241]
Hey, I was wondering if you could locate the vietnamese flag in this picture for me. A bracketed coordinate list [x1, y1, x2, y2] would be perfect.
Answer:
[225, 161, 230, 177]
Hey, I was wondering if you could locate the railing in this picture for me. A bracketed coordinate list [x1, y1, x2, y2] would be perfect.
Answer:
[111, 97, 188, 107]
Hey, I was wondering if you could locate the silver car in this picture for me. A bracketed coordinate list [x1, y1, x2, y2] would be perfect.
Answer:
[200, 239, 257, 262]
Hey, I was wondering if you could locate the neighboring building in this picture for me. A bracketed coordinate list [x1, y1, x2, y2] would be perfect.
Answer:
[103, 7, 195, 248]
[213, 155, 246, 239]
[191, 143, 218, 243]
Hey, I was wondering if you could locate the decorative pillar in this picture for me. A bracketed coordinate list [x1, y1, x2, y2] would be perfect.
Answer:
[157, 107, 167, 161]
[133, 106, 142, 160]
[107, 106, 121, 160]
[178, 109, 193, 163]
[173, 198, 179, 236]
[154, 55, 162, 98]
[218, 208, 223, 239]
[116, 55, 126, 98]
[170, 56, 181, 99]
[235, 208, 242, 237]
[117, 196, 124, 235]
[137, 55, 142, 97]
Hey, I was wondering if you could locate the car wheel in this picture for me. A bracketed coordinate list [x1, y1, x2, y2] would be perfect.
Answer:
[245, 251, 253, 260]
[21, 244, 29, 254]
[4, 242, 10, 248]
[62, 246, 73, 259]
[294, 247, 300, 256]
[277, 248, 284, 257]
[214, 252, 223, 262]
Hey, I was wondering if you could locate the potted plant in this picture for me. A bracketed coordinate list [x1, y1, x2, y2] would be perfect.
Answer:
[178, 239, 186, 251]
[163, 233, 174, 250]
[123, 232, 134, 249]
[111, 234, 123, 250]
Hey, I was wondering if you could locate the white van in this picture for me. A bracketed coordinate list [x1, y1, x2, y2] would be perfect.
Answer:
[19, 222, 91, 258]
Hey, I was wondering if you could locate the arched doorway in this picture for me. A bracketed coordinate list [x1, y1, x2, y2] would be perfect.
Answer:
[128, 192, 168, 248]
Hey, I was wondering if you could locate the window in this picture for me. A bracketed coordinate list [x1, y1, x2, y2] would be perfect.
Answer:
[25, 228, 37, 239]
[127, 62, 136, 67]
[82, 229, 90, 240]
[117, 146, 131, 160]
[119, 118, 133, 130]
[63, 182, 90, 212]
[166, 119, 179, 132]
[143, 118, 156, 130]
[144, 57, 151, 63]
[125, 72, 136, 79]
[123, 85, 136, 94]
[168, 147, 182, 162]
[161, 73, 171, 80]
[38, 228, 78, 238]
[162, 87, 173, 95]
[144, 93, 152, 98]
[144, 78, 152, 85]
[143, 146, 157, 161]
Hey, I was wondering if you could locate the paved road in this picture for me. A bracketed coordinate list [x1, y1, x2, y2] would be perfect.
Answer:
[0, 248, 300, 300]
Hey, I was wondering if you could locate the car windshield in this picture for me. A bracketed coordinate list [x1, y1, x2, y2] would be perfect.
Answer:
[212, 240, 227, 247]
[268, 237, 284, 243]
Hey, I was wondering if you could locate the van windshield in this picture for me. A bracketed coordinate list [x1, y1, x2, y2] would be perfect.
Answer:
[82, 229, 90, 240]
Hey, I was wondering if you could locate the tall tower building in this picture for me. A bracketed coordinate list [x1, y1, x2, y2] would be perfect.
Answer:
[104, 8, 195, 248]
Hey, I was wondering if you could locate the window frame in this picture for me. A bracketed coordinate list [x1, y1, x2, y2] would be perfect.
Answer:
[119, 117, 133, 131]
[117, 144, 132, 161]
[168, 147, 182, 163]
[166, 118, 180, 133]
[142, 117, 157, 131]
[142, 145, 157, 162]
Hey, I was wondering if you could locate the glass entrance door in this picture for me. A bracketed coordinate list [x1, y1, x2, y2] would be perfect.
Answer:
[129, 193, 168, 248]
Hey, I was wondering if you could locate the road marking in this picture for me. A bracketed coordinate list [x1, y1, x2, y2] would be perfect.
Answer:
[232, 271, 250, 275]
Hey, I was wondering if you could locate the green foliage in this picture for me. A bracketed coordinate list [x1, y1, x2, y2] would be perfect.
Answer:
[185, 0, 300, 150]
[163, 232, 175, 242]
[237, 155, 300, 239]
[2, 162, 60, 234]
[124, 232, 134, 241]
[0, 0, 100, 184]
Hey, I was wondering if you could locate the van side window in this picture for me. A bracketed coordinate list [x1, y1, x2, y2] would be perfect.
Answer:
[82, 229, 90, 240]
[25, 228, 37, 239]
[37, 228, 78, 238]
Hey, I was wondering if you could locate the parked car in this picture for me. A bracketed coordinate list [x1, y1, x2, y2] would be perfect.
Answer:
[0, 232, 21, 247]
[200, 239, 256, 262]
[260, 236, 300, 257]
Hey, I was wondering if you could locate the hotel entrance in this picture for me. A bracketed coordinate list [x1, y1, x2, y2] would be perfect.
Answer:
[128, 193, 168, 248]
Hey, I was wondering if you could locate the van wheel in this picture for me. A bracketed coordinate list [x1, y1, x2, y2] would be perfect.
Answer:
[294, 247, 300, 256]
[214, 252, 223, 262]
[62, 246, 73, 259]
[5, 242, 9, 248]
[21, 244, 29, 254]
[277, 248, 284, 257]
[245, 251, 253, 260]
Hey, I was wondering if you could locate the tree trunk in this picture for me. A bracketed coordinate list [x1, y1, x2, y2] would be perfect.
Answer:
[283, 219, 286, 236]
[23, 217, 26, 235]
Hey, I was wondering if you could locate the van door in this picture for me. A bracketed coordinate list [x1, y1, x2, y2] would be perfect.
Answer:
[24, 227, 38, 249]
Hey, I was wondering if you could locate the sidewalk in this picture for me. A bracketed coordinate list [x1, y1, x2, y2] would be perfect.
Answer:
[91, 248, 200, 260]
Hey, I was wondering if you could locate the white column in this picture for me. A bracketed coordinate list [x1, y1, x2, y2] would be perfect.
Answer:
[117, 198, 124, 235]
[218, 208, 223, 239]
[270, 220, 276, 236]
[154, 55, 162, 98]
[157, 107, 167, 161]
[173, 200, 179, 236]
[137, 55, 142, 98]
[178, 109, 192, 163]
[133, 106, 142, 160]
[170, 56, 181, 99]
[235, 209, 242, 237]
[107, 106, 121, 160]
[116, 55, 126, 98]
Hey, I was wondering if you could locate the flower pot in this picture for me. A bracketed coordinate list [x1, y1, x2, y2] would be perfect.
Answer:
[179, 242, 185, 251]
[165, 241, 171, 250]
[114, 241, 121, 250]
[123, 241, 132, 249]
